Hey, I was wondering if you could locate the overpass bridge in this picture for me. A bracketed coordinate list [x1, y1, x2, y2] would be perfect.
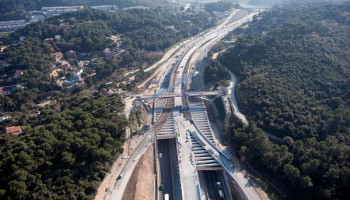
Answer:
[139, 90, 222, 99]
[153, 90, 177, 140]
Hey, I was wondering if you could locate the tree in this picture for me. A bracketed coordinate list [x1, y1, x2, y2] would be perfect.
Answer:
[283, 164, 300, 184]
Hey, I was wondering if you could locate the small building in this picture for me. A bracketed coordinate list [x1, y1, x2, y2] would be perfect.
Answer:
[0, 45, 7, 52]
[103, 48, 113, 58]
[52, 52, 63, 62]
[5, 126, 22, 136]
[165, 25, 175, 30]
[77, 61, 84, 69]
[50, 70, 59, 78]
[55, 35, 61, 40]
[60, 61, 71, 71]
[13, 69, 23, 79]
[44, 38, 54, 42]
[65, 50, 77, 60]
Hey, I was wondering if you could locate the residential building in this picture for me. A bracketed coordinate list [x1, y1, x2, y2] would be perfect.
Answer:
[52, 52, 63, 62]
[78, 61, 84, 69]
[5, 126, 22, 136]
[55, 35, 61, 40]
[60, 61, 71, 71]
[65, 50, 77, 60]
[50, 70, 59, 78]
[0, 46, 7, 52]
[13, 69, 23, 79]
[103, 48, 113, 58]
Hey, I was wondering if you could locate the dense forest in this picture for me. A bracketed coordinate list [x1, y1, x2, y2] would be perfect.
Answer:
[0, 94, 127, 199]
[217, 1, 350, 199]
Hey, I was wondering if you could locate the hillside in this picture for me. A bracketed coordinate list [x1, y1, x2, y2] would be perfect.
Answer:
[218, 1, 350, 199]
[0, 7, 215, 199]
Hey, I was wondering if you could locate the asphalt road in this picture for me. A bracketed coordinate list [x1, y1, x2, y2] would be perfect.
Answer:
[158, 139, 174, 199]
[204, 171, 220, 200]
[158, 139, 182, 200]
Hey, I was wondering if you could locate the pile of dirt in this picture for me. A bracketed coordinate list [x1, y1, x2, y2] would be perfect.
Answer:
[122, 145, 154, 200]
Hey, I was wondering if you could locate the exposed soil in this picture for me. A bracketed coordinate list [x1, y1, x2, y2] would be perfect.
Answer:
[122, 145, 154, 200]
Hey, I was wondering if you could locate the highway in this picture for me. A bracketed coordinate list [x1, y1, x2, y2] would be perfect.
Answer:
[175, 8, 265, 200]
[158, 139, 175, 199]
[110, 8, 265, 200]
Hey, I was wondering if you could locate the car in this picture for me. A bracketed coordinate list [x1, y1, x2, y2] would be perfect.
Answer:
[159, 153, 162, 158]
[159, 184, 164, 191]
[117, 173, 123, 180]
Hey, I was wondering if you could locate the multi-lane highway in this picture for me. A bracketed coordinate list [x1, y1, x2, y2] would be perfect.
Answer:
[109, 8, 265, 200]
[172, 8, 264, 200]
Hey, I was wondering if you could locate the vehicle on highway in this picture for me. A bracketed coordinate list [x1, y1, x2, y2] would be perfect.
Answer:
[159, 184, 163, 191]
[159, 153, 162, 158]
[186, 130, 191, 140]
[117, 173, 123, 180]
[218, 189, 224, 199]
[164, 194, 169, 200]
[217, 181, 222, 189]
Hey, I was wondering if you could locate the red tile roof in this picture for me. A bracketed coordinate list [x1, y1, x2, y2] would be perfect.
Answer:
[5, 126, 22, 136]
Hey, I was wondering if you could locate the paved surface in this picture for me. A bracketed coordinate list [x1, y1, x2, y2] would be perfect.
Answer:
[176, 118, 200, 200]
[139, 91, 221, 99]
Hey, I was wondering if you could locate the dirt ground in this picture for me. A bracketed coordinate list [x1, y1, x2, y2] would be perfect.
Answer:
[122, 145, 154, 200]
[94, 127, 146, 200]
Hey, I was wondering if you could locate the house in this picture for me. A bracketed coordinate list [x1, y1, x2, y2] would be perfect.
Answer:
[78, 61, 84, 69]
[44, 38, 54, 42]
[52, 52, 63, 62]
[165, 25, 175, 30]
[103, 48, 113, 58]
[5, 126, 22, 136]
[65, 50, 77, 60]
[109, 34, 121, 43]
[50, 70, 59, 78]
[0, 45, 7, 52]
[13, 69, 23, 79]
[60, 61, 71, 71]
[55, 35, 61, 40]
[107, 89, 116, 96]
